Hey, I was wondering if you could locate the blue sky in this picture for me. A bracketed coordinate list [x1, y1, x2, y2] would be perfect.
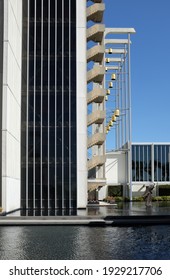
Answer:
[104, 0, 170, 147]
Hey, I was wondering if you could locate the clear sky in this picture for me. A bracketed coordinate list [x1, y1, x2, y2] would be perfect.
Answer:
[104, 0, 170, 147]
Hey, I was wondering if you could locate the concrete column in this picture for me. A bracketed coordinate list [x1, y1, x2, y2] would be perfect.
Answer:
[76, 0, 87, 208]
[2, 0, 22, 212]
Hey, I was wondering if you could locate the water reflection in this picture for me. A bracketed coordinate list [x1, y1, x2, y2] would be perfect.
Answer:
[1, 202, 170, 260]
[0, 225, 170, 259]
[0, 227, 27, 259]
[4, 201, 170, 217]
[21, 208, 77, 216]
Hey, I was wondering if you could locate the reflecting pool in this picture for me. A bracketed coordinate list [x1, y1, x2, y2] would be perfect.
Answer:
[0, 202, 170, 260]
[0, 225, 170, 260]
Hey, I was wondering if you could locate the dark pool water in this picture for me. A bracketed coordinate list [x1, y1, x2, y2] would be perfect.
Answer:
[0, 225, 170, 260]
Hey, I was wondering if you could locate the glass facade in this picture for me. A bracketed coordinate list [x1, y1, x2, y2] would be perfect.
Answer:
[21, 0, 77, 210]
[132, 144, 170, 182]
[154, 145, 170, 182]
[132, 144, 152, 182]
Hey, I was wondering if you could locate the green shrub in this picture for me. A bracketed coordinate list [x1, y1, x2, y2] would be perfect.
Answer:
[114, 196, 123, 202]
[152, 196, 163, 201]
[104, 195, 170, 203]
[103, 196, 115, 203]
[108, 185, 123, 197]
[124, 197, 130, 202]
[132, 196, 144, 202]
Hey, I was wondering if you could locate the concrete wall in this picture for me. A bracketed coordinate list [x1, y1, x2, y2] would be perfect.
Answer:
[98, 152, 126, 200]
[98, 151, 159, 200]
[0, 0, 4, 206]
[105, 152, 126, 185]
[76, 0, 87, 208]
[2, 0, 22, 212]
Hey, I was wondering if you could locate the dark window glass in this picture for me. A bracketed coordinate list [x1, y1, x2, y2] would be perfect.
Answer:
[30, 0, 35, 21]
[50, 164, 55, 208]
[144, 145, 148, 181]
[35, 163, 40, 208]
[50, 91, 55, 126]
[50, 0, 55, 21]
[132, 145, 135, 181]
[71, 0, 76, 22]
[36, 23, 41, 55]
[162, 145, 166, 181]
[166, 146, 169, 181]
[21, 0, 77, 211]
[43, 0, 48, 22]
[154, 145, 157, 181]
[135, 146, 139, 181]
[36, 0, 41, 21]
[139, 145, 143, 181]
[29, 23, 34, 55]
[147, 145, 151, 181]
[28, 165, 33, 208]
[50, 23, 55, 56]
[158, 145, 161, 181]
[57, 164, 62, 208]
[57, 1, 62, 22]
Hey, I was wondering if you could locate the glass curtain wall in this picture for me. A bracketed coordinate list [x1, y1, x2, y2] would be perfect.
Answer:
[132, 144, 170, 182]
[132, 144, 152, 182]
[21, 0, 77, 210]
[154, 145, 170, 182]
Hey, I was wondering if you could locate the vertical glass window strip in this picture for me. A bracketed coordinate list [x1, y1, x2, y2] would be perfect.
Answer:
[62, 0, 64, 209]
[35, 0, 41, 208]
[166, 145, 168, 181]
[33, 0, 37, 209]
[146, 145, 148, 181]
[21, 0, 28, 208]
[162, 145, 166, 181]
[64, 0, 70, 208]
[71, 0, 77, 208]
[56, 0, 62, 209]
[166, 145, 169, 181]
[69, 0, 71, 209]
[40, 0, 43, 209]
[154, 145, 157, 182]
[168, 145, 170, 181]
[134, 145, 136, 181]
[144, 145, 147, 181]
[158, 145, 161, 181]
[28, 0, 35, 209]
[148, 145, 152, 181]
[139, 145, 143, 181]
[54, 0, 57, 208]
[135, 145, 139, 181]
[156, 145, 159, 182]
[132, 145, 135, 181]
[47, 0, 50, 211]
[42, 0, 48, 208]
[49, 0, 55, 208]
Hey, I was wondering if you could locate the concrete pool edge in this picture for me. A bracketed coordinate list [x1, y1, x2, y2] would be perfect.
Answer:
[1, 215, 170, 226]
